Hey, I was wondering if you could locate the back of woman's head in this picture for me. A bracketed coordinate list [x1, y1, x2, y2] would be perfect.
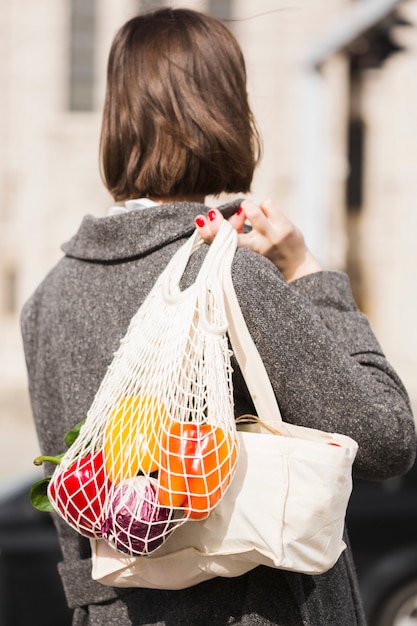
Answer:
[100, 8, 261, 202]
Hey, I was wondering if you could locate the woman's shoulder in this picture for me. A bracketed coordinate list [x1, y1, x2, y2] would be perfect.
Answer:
[232, 246, 285, 283]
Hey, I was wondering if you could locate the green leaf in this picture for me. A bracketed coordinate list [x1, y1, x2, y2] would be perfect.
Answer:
[64, 418, 86, 448]
[30, 477, 54, 512]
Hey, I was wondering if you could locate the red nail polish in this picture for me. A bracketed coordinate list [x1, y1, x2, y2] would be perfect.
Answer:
[195, 217, 205, 227]
[236, 207, 243, 216]
[208, 210, 216, 221]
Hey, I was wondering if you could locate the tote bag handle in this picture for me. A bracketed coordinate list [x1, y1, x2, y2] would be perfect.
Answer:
[215, 221, 292, 437]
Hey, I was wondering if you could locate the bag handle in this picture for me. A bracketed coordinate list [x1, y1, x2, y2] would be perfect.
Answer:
[162, 230, 202, 303]
[217, 221, 292, 436]
[162, 219, 290, 435]
[162, 219, 237, 335]
[163, 210, 243, 302]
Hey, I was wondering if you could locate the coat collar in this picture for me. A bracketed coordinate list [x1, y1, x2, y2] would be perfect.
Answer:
[61, 201, 205, 262]
[61, 199, 243, 262]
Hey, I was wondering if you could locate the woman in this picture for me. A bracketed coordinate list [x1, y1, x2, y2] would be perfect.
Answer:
[21, 8, 415, 625]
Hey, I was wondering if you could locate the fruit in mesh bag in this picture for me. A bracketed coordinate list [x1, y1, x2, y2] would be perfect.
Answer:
[48, 450, 108, 538]
[157, 422, 238, 519]
[103, 395, 169, 483]
[101, 476, 176, 555]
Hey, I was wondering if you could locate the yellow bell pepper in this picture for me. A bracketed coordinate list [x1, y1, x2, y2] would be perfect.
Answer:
[103, 395, 168, 483]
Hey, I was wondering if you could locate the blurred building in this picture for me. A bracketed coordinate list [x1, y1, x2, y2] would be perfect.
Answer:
[0, 0, 416, 483]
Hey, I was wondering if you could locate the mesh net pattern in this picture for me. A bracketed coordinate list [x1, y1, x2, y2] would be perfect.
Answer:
[48, 231, 239, 556]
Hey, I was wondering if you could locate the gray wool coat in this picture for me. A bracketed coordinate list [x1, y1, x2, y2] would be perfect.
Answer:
[21, 201, 416, 626]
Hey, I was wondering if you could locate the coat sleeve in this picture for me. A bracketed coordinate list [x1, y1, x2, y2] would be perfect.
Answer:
[231, 249, 416, 480]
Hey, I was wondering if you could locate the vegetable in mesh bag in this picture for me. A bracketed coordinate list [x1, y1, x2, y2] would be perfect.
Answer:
[31, 421, 110, 539]
[157, 421, 238, 519]
[48, 450, 109, 539]
[102, 476, 177, 555]
[102, 394, 169, 483]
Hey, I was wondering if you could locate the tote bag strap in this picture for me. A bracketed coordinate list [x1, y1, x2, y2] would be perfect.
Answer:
[217, 221, 292, 437]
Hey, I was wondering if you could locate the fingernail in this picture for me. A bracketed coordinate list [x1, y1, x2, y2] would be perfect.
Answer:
[195, 217, 205, 227]
[236, 207, 243, 216]
[208, 210, 216, 222]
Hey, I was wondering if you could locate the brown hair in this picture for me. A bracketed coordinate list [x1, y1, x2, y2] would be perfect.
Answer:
[100, 8, 261, 201]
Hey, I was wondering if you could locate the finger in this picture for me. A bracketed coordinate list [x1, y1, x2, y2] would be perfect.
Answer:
[240, 199, 273, 237]
[206, 208, 224, 237]
[194, 208, 225, 242]
[260, 198, 290, 230]
[194, 215, 215, 243]
[258, 199, 272, 218]
[244, 199, 293, 243]
[228, 206, 247, 233]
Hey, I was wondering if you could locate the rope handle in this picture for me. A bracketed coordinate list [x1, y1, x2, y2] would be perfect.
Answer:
[161, 219, 290, 435]
[162, 221, 237, 334]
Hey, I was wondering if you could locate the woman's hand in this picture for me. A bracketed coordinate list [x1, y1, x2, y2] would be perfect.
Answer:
[195, 199, 322, 282]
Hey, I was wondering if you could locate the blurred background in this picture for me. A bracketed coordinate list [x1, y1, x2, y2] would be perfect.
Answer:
[0, 0, 417, 624]
[1, 0, 417, 487]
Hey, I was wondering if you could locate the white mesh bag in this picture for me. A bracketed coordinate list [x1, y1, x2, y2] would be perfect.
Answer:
[47, 222, 239, 556]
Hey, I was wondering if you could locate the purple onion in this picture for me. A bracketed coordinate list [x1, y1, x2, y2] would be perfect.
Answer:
[101, 476, 176, 555]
